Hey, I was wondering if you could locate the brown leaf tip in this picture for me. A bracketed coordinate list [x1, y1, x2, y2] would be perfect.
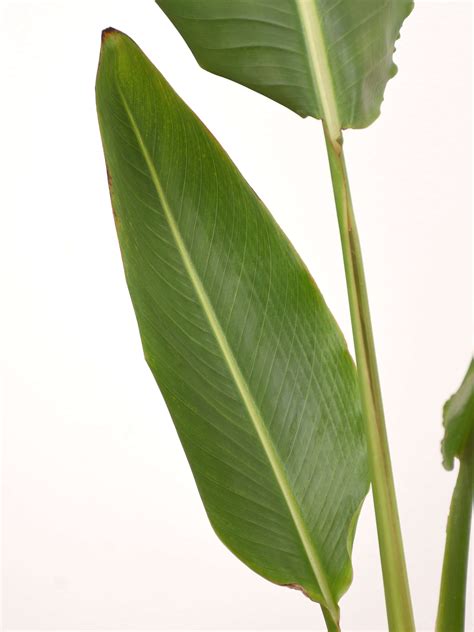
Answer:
[101, 27, 119, 44]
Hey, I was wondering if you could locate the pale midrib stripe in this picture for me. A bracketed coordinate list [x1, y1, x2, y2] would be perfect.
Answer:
[117, 88, 338, 620]
[295, 0, 341, 144]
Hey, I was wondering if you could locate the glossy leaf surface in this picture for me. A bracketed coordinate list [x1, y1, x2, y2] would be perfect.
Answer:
[155, 0, 413, 137]
[441, 358, 474, 470]
[96, 30, 368, 622]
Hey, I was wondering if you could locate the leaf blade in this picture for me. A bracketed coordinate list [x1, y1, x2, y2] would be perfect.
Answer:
[155, 0, 413, 133]
[117, 79, 339, 614]
[96, 29, 369, 619]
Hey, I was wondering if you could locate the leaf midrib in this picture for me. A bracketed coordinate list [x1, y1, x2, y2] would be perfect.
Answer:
[294, 0, 341, 145]
[117, 86, 338, 620]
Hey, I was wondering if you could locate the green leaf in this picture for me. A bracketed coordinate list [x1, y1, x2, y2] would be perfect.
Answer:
[96, 29, 368, 625]
[154, 0, 413, 140]
[441, 359, 474, 471]
[436, 362, 474, 632]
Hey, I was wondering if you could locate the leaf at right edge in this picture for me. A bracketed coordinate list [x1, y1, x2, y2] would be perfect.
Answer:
[441, 358, 474, 470]
[436, 360, 474, 632]
[96, 29, 369, 625]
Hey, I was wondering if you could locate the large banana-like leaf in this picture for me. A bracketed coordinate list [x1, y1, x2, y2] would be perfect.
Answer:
[96, 30, 368, 624]
[155, 0, 413, 139]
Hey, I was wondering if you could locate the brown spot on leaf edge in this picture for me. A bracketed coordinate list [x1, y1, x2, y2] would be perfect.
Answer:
[106, 165, 120, 228]
[282, 583, 312, 600]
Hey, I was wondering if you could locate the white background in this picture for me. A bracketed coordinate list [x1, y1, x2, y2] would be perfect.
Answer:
[0, 1, 472, 630]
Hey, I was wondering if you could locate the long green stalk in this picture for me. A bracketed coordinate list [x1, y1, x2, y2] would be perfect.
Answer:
[436, 438, 473, 632]
[323, 126, 415, 632]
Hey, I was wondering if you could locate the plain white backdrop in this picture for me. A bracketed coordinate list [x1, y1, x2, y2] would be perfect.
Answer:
[0, 1, 472, 630]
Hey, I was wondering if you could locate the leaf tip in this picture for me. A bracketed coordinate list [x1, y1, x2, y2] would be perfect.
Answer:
[101, 26, 121, 44]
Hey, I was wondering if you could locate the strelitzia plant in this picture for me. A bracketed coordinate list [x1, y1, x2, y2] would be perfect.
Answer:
[95, 2, 473, 630]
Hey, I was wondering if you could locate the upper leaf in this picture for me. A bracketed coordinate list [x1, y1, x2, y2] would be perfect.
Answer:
[441, 359, 474, 471]
[96, 30, 368, 624]
[155, 0, 413, 138]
